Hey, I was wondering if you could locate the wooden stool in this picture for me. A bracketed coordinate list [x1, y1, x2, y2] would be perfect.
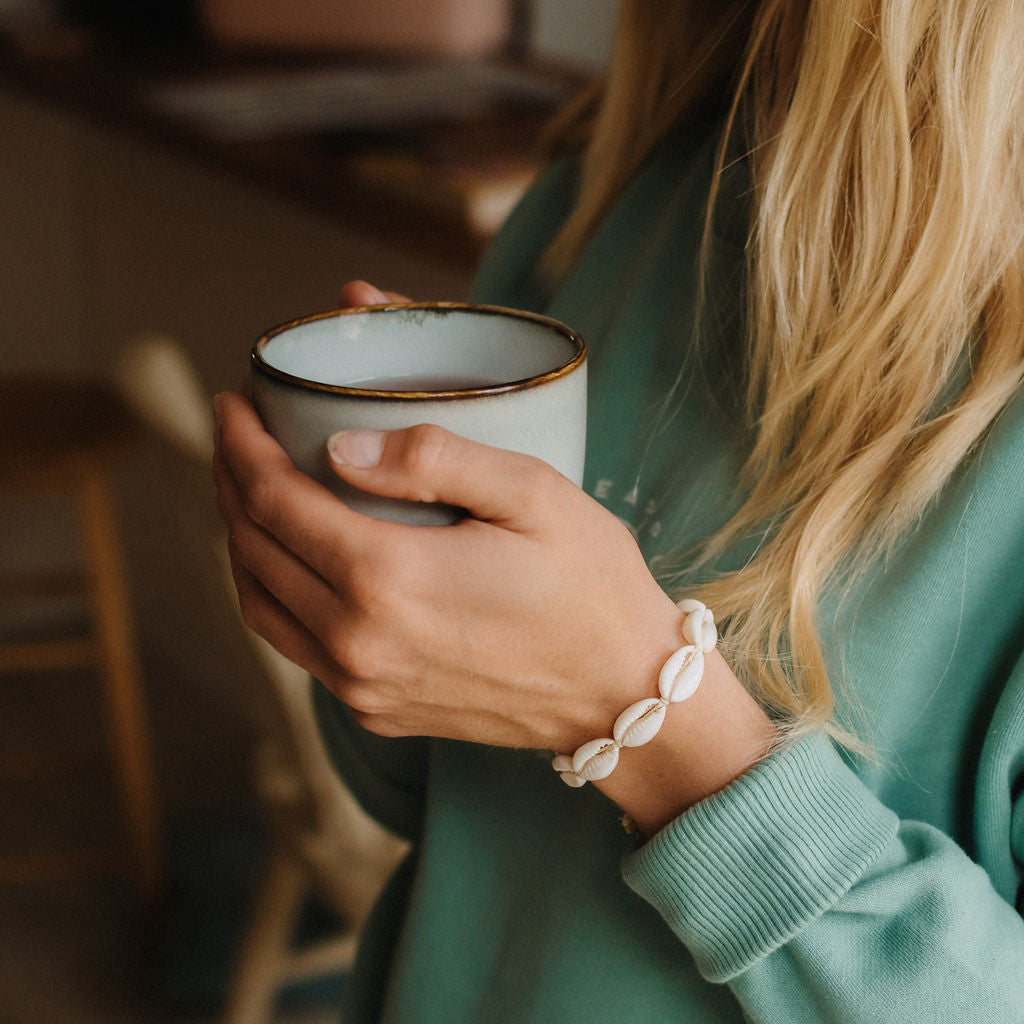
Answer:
[0, 379, 162, 902]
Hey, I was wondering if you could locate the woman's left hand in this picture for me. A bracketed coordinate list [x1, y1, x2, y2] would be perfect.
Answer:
[212, 391, 685, 754]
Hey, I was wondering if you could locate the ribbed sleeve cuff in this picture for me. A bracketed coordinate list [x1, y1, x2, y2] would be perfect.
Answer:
[621, 731, 899, 982]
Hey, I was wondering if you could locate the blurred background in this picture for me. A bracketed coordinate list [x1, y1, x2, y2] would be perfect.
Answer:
[0, 1, 615, 1021]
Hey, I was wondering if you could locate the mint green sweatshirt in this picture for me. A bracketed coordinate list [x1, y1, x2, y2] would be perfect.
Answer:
[314, 116, 1024, 1022]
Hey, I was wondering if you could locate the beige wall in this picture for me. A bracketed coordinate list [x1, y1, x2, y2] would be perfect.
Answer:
[0, 85, 474, 819]
[0, 88, 473, 385]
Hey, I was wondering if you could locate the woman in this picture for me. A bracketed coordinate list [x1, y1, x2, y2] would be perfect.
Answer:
[213, 0, 1024, 1019]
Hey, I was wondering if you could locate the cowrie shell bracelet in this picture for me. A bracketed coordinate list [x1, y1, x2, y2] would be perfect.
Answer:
[551, 599, 717, 788]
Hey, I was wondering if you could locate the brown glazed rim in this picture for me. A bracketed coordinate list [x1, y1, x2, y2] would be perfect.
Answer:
[251, 302, 587, 400]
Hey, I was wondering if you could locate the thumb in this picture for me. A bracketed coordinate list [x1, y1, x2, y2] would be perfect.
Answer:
[326, 424, 559, 526]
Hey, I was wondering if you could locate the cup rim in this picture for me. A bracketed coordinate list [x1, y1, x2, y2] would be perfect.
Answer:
[251, 302, 587, 400]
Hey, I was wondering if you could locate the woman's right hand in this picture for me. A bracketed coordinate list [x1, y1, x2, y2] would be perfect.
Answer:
[227, 277, 778, 837]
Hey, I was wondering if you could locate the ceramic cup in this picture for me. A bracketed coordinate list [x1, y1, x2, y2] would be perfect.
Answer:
[251, 303, 587, 524]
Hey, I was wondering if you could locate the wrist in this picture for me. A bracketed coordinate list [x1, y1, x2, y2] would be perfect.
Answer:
[553, 600, 719, 788]
[551, 599, 778, 837]
[596, 648, 778, 836]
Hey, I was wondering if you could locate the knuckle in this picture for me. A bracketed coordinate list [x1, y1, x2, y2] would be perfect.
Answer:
[348, 550, 407, 612]
[350, 708, 406, 739]
[515, 457, 567, 518]
[337, 684, 378, 716]
[530, 456, 566, 495]
[323, 626, 392, 685]
[337, 679, 384, 716]
[241, 467, 303, 532]
[241, 474, 279, 529]
[398, 423, 452, 478]
[321, 627, 359, 674]
[339, 536, 414, 617]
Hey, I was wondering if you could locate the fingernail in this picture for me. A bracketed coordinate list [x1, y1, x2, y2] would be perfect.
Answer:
[327, 429, 386, 468]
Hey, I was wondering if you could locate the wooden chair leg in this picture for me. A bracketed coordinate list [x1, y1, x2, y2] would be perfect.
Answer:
[76, 460, 162, 903]
[222, 844, 306, 1024]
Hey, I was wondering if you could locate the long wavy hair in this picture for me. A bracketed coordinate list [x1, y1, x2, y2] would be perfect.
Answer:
[547, 0, 1024, 741]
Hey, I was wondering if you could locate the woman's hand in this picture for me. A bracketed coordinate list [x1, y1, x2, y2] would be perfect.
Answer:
[212, 391, 684, 754]
[214, 278, 777, 833]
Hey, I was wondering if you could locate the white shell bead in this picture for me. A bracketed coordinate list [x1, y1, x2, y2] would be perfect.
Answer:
[572, 738, 620, 781]
[682, 604, 717, 653]
[658, 644, 704, 703]
[700, 622, 717, 652]
[612, 697, 667, 747]
[682, 607, 703, 645]
[552, 598, 717, 787]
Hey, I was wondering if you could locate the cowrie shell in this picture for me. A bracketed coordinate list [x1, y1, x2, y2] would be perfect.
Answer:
[658, 644, 704, 702]
[551, 754, 587, 787]
[572, 738, 620, 781]
[679, 600, 717, 652]
[698, 615, 717, 651]
[553, 599, 717, 787]
[613, 697, 667, 747]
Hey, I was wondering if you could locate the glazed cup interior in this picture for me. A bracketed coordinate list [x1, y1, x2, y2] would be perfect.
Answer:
[254, 303, 583, 394]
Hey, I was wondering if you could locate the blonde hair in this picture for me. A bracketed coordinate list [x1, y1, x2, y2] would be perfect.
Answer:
[550, 0, 1024, 741]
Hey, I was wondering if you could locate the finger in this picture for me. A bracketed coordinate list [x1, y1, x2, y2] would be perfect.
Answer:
[215, 390, 302, 485]
[338, 280, 412, 307]
[226, 543, 333, 669]
[325, 424, 568, 528]
[214, 423, 349, 639]
[214, 391, 424, 631]
[215, 391, 371, 568]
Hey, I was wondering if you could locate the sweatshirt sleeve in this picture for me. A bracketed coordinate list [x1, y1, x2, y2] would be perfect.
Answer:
[312, 680, 429, 844]
[622, 727, 1024, 1022]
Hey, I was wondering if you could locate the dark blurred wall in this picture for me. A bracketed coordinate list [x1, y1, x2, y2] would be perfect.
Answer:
[63, 0, 200, 45]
